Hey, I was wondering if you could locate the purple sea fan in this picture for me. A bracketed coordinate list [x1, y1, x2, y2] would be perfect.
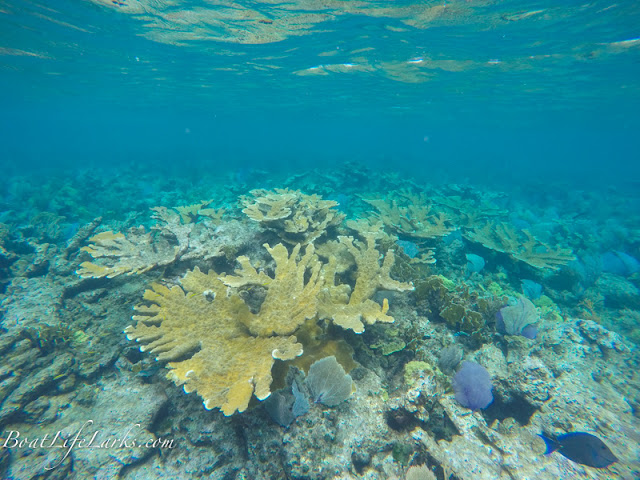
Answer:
[453, 361, 493, 410]
[496, 296, 539, 339]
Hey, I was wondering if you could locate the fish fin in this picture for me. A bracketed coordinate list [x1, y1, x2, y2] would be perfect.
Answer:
[539, 434, 560, 455]
[556, 432, 585, 440]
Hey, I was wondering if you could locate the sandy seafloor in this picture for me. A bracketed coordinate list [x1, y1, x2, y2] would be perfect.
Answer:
[0, 164, 639, 480]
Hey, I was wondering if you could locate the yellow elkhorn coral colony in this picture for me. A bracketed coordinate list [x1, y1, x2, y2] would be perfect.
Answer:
[125, 240, 412, 415]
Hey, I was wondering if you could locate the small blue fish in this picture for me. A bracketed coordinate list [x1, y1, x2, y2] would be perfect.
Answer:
[134, 364, 162, 378]
[539, 432, 618, 468]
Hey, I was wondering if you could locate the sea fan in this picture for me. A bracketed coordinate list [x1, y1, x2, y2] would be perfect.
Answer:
[304, 356, 353, 407]
[452, 361, 493, 410]
[496, 296, 539, 339]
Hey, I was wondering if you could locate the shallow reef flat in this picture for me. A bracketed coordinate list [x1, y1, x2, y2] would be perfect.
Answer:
[0, 164, 639, 480]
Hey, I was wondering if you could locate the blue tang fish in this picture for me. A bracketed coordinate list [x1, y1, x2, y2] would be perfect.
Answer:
[539, 432, 618, 468]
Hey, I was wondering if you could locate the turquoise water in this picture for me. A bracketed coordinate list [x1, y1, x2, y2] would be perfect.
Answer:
[1, 1, 640, 479]
[2, 0, 640, 182]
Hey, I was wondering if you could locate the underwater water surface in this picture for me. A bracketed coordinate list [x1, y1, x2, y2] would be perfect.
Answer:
[1, 0, 639, 479]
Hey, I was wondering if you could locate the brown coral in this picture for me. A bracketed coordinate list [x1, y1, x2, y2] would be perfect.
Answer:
[318, 234, 414, 333]
[219, 243, 325, 336]
[125, 234, 412, 413]
[77, 230, 180, 278]
[414, 275, 494, 336]
[465, 222, 575, 270]
[241, 188, 344, 245]
[125, 243, 323, 415]
[362, 193, 456, 240]
[431, 187, 506, 227]
[241, 189, 297, 222]
[77, 202, 232, 278]
[173, 200, 213, 223]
